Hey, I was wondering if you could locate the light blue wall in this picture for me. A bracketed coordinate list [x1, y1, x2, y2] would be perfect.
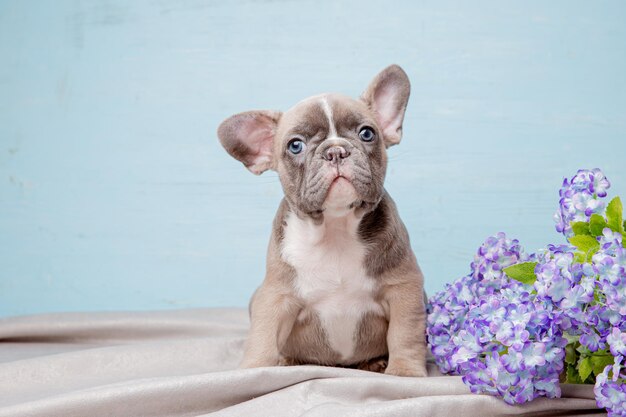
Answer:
[1, 1, 625, 317]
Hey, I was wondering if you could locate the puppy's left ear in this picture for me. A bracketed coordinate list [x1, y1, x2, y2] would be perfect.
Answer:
[361, 65, 410, 147]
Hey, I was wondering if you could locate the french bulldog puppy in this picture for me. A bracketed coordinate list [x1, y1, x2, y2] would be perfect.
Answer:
[217, 65, 427, 377]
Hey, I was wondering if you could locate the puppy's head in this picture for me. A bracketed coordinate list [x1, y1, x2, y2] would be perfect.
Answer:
[217, 65, 410, 219]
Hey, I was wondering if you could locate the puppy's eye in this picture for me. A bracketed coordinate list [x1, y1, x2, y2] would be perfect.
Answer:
[287, 139, 305, 155]
[358, 127, 375, 142]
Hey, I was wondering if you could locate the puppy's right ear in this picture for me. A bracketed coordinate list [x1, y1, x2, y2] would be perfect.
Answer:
[217, 110, 282, 175]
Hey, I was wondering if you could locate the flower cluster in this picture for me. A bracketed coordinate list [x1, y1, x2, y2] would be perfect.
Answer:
[554, 168, 610, 237]
[596, 231, 626, 319]
[428, 234, 566, 404]
[470, 232, 530, 283]
[595, 328, 626, 416]
[595, 364, 626, 416]
[457, 286, 567, 404]
[592, 231, 626, 416]
[428, 233, 530, 375]
[427, 168, 626, 415]
[533, 244, 597, 343]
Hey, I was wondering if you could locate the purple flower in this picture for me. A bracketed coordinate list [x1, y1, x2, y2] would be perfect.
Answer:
[431, 269, 566, 405]
[534, 245, 597, 332]
[471, 232, 530, 283]
[554, 169, 610, 237]
[599, 229, 625, 254]
[595, 358, 626, 416]
[427, 233, 531, 375]
[594, 233, 626, 316]
[580, 330, 606, 352]
[608, 328, 626, 357]
[520, 342, 547, 368]
[572, 168, 611, 197]
[427, 167, 625, 410]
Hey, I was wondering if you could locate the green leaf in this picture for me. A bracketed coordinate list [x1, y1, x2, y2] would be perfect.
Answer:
[578, 356, 593, 382]
[606, 197, 624, 233]
[587, 246, 600, 263]
[565, 363, 582, 384]
[503, 262, 538, 285]
[589, 214, 607, 237]
[591, 354, 614, 376]
[565, 343, 578, 365]
[569, 235, 600, 254]
[571, 221, 591, 236]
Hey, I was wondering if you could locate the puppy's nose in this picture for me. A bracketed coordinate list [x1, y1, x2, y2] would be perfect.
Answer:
[323, 146, 350, 163]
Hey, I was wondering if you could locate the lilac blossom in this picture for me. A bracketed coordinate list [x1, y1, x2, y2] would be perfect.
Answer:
[595, 364, 626, 417]
[533, 245, 597, 338]
[427, 234, 566, 404]
[470, 232, 530, 283]
[456, 286, 566, 405]
[427, 233, 531, 374]
[554, 168, 610, 237]
[427, 169, 625, 411]
[595, 330, 626, 416]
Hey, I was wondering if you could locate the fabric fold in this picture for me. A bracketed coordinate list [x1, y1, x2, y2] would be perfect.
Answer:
[0, 309, 603, 417]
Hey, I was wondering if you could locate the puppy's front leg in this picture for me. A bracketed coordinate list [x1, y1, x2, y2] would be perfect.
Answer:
[384, 276, 428, 377]
[240, 284, 300, 368]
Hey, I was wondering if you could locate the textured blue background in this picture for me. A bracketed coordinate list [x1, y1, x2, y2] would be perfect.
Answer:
[1, 1, 625, 317]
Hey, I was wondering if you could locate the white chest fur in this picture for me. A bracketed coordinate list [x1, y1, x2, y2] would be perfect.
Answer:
[281, 210, 383, 362]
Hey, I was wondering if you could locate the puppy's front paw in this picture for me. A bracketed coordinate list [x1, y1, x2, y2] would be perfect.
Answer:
[356, 357, 388, 373]
[385, 359, 427, 377]
[278, 357, 301, 367]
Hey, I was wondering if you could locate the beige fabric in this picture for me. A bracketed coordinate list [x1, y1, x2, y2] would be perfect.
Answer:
[0, 309, 604, 416]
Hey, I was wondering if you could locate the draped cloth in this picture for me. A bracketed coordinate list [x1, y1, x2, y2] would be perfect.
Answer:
[0, 309, 603, 416]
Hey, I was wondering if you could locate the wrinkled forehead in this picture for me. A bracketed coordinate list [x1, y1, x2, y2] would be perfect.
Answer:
[276, 94, 374, 142]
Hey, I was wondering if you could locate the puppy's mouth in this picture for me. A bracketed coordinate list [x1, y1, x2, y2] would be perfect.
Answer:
[327, 172, 357, 194]
[322, 172, 358, 211]
[330, 174, 351, 186]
